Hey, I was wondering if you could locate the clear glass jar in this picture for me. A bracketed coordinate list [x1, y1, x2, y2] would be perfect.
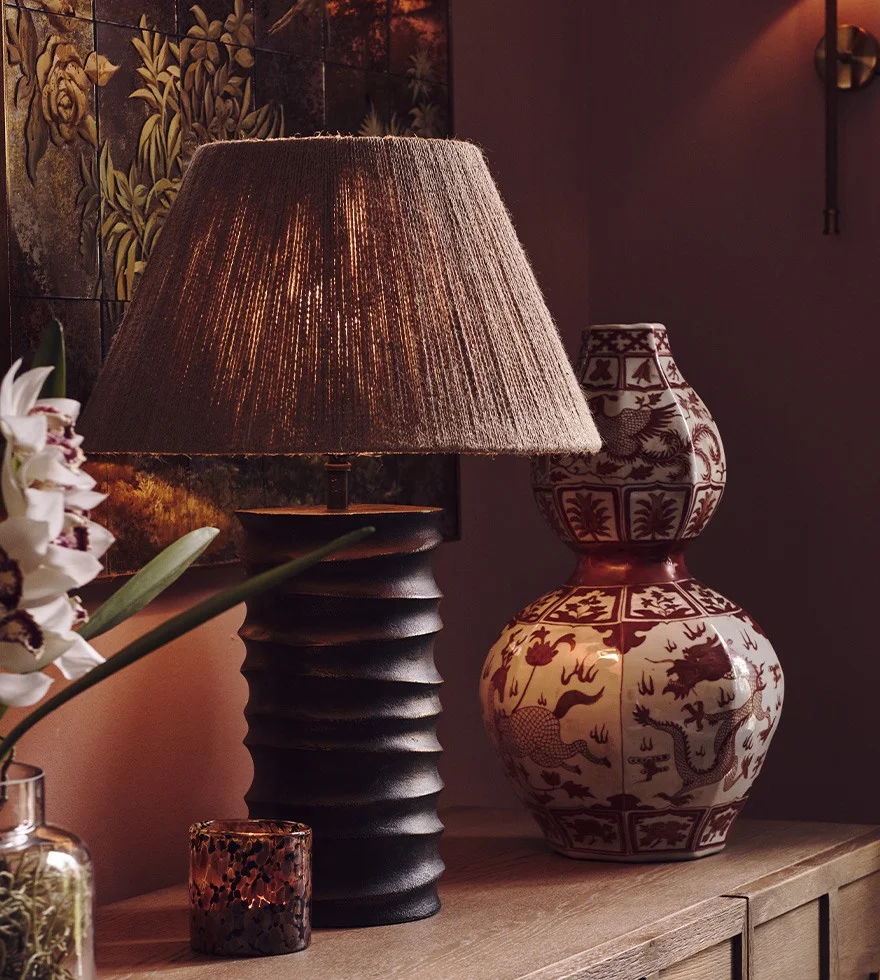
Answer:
[0, 762, 94, 979]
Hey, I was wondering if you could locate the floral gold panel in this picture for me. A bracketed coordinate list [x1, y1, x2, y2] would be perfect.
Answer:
[1, 0, 456, 575]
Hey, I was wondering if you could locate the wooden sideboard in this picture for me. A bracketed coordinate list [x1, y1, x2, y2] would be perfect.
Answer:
[96, 807, 880, 980]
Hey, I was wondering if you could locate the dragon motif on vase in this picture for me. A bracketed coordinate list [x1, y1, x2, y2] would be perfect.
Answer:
[633, 659, 775, 805]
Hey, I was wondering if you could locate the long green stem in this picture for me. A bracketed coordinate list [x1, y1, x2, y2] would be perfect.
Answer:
[0, 526, 375, 762]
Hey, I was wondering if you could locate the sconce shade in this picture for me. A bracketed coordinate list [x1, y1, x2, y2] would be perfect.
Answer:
[81, 136, 600, 456]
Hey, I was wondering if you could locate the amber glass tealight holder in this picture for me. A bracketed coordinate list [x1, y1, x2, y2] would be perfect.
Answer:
[189, 819, 311, 957]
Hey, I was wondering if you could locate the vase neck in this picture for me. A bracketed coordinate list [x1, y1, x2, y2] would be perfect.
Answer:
[579, 322, 672, 370]
[567, 546, 691, 586]
[0, 762, 45, 836]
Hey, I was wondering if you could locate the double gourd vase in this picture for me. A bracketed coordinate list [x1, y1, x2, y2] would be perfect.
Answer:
[481, 323, 783, 861]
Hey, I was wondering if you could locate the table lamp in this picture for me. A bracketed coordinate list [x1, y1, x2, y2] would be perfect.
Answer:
[80, 135, 601, 927]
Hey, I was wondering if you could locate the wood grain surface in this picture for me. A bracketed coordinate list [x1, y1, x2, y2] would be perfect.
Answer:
[751, 900, 821, 980]
[724, 831, 880, 925]
[838, 871, 880, 980]
[96, 808, 880, 980]
[659, 940, 735, 980]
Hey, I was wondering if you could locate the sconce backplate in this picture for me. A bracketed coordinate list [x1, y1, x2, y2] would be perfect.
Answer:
[815, 25, 879, 91]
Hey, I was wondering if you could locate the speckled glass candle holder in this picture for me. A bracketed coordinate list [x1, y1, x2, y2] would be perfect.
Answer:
[189, 819, 311, 957]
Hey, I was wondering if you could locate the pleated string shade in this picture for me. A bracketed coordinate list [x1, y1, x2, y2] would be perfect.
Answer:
[81, 135, 600, 456]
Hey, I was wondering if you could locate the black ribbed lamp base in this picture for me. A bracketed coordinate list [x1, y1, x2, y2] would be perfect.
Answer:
[236, 506, 445, 928]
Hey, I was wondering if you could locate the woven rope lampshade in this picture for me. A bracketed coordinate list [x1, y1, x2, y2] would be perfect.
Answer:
[80, 135, 600, 930]
[81, 136, 599, 456]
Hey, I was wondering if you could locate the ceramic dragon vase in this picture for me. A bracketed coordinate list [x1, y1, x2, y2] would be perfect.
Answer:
[480, 323, 783, 861]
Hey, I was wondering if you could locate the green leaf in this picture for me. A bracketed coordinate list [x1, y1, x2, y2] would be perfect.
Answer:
[0, 526, 376, 762]
[30, 319, 66, 398]
[80, 527, 220, 641]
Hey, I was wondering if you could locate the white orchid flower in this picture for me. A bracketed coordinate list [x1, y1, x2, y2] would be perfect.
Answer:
[0, 554, 104, 706]
[0, 359, 112, 707]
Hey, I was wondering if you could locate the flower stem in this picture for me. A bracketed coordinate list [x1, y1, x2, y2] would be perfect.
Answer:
[0, 526, 375, 763]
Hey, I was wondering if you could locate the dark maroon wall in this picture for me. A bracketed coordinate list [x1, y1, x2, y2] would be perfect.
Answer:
[582, 0, 880, 822]
[447, 0, 880, 821]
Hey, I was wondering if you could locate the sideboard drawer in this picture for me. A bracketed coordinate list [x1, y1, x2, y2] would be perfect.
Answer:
[659, 940, 737, 979]
[840, 871, 880, 980]
[751, 900, 821, 980]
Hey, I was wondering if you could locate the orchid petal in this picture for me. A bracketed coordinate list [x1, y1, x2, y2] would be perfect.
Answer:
[2, 442, 25, 517]
[11, 366, 54, 416]
[0, 516, 52, 572]
[1, 414, 48, 454]
[0, 600, 84, 677]
[21, 547, 102, 601]
[0, 360, 23, 417]
[0, 669, 53, 707]
[34, 397, 81, 422]
[22, 488, 66, 540]
[53, 634, 104, 680]
[82, 520, 115, 559]
[65, 489, 107, 511]
[0, 613, 43, 673]
[20, 449, 89, 489]
[27, 594, 77, 634]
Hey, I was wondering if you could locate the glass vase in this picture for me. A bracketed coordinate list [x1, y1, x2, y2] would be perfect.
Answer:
[0, 762, 94, 979]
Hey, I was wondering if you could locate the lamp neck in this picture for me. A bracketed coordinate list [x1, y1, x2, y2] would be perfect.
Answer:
[325, 456, 352, 511]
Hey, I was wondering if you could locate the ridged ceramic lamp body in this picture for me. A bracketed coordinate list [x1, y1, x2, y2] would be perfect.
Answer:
[481, 324, 784, 861]
[237, 507, 444, 926]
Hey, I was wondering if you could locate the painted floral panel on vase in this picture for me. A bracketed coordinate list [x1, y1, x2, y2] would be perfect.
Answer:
[2, 0, 456, 575]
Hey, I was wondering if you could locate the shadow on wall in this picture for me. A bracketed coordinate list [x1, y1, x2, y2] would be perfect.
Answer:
[8, 567, 253, 904]
[584, 0, 880, 822]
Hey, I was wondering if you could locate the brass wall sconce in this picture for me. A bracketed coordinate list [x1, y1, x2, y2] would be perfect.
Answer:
[815, 0, 879, 233]
[815, 25, 878, 91]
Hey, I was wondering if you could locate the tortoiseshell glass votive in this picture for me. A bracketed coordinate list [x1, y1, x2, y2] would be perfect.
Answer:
[189, 819, 311, 957]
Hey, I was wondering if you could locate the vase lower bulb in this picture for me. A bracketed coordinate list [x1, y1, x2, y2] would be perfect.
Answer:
[481, 551, 782, 862]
